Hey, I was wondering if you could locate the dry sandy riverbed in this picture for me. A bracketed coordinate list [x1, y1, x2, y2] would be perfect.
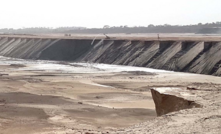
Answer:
[0, 56, 221, 134]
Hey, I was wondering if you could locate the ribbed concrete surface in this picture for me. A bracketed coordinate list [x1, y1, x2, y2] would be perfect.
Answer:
[0, 37, 221, 76]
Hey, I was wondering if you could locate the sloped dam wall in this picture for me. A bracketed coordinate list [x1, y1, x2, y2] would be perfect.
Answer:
[0, 37, 221, 76]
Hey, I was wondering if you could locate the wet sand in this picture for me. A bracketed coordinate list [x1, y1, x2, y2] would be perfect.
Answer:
[0, 58, 158, 133]
[0, 57, 221, 134]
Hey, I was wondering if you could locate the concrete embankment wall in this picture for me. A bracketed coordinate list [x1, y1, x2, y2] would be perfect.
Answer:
[0, 37, 221, 76]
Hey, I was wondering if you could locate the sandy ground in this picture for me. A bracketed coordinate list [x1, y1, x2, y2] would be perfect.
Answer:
[0, 57, 221, 133]
[0, 57, 158, 134]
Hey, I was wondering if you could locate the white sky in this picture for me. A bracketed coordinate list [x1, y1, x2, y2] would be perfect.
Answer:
[0, 0, 220, 29]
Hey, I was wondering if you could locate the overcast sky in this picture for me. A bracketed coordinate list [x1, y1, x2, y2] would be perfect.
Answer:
[0, 0, 220, 29]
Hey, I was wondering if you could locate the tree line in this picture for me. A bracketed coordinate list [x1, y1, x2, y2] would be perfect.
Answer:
[68, 22, 221, 34]
[0, 22, 221, 34]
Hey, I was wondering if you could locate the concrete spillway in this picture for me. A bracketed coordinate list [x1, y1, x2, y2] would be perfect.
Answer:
[0, 36, 221, 76]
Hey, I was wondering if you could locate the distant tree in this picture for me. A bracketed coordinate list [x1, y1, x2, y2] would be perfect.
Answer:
[103, 25, 110, 29]
[148, 24, 155, 28]
[123, 25, 128, 28]
[1, 21, 221, 34]
[164, 24, 171, 27]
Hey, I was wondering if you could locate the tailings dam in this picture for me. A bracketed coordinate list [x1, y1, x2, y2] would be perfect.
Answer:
[0, 35, 221, 76]
[0, 34, 221, 134]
